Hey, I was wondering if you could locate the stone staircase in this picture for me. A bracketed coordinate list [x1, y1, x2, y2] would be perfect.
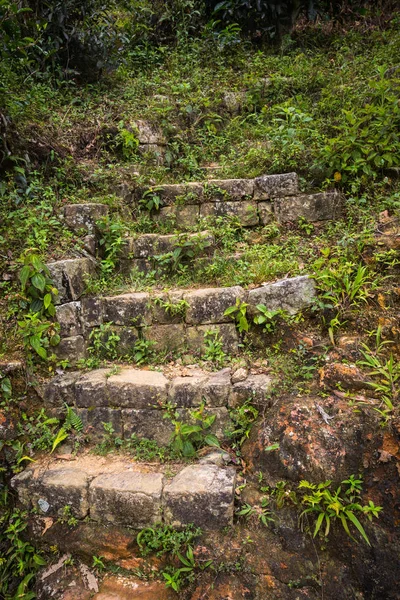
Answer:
[12, 172, 342, 544]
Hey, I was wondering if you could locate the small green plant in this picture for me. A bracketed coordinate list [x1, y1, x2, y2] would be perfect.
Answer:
[298, 477, 382, 545]
[316, 262, 375, 314]
[170, 403, 220, 458]
[18, 250, 58, 317]
[162, 544, 212, 592]
[0, 490, 46, 600]
[253, 305, 293, 334]
[92, 555, 106, 571]
[132, 337, 155, 365]
[298, 216, 314, 236]
[202, 329, 226, 366]
[153, 296, 189, 318]
[63, 405, 84, 434]
[96, 216, 126, 275]
[224, 298, 250, 333]
[137, 523, 202, 558]
[139, 187, 164, 213]
[18, 313, 60, 361]
[357, 328, 399, 422]
[58, 505, 78, 527]
[227, 399, 259, 451]
[154, 233, 211, 273]
[238, 498, 274, 527]
[87, 322, 121, 363]
[116, 121, 139, 159]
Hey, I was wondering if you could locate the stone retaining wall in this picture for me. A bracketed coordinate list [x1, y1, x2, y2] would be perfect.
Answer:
[54, 276, 316, 364]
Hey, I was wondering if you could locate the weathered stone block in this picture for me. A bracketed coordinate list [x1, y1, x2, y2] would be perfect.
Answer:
[258, 202, 274, 225]
[163, 465, 235, 529]
[201, 368, 232, 407]
[248, 276, 316, 315]
[169, 369, 232, 408]
[122, 409, 174, 446]
[134, 120, 166, 145]
[81, 296, 103, 328]
[158, 182, 204, 206]
[102, 293, 151, 326]
[168, 372, 209, 408]
[124, 232, 214, 260]
[43, 372, 80, 408]
[206, 179, 254, 201]
[12, 467, 90, 518]
[56, 302, 82, 337]
[75, 370, 109, 408]
[253, 173, 298, 200]
[151, 291, 185, 324]
[146, 324, 186, 353]
[106, 369, 168, 409]
[47, 258, 96, 304]
[77, 407, 122, 440]
[153, 204, 200, 229]
[120, 258, 152, 274]
[231, 374, 273, 408]
[184, 286, 245, 325]
[89, 471, 164, 527]
[54, 336, 86, 365]
[274, 191, 342, 223]
[64, 204, 108, 234]
[186, 324, 239, 356]
[200, 201, 259, 226]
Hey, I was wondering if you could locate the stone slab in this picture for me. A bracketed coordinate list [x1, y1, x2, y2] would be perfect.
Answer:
[122, 409, 175, 446]
[54, 336, 86, 366]
[274, 191, 343, 223]
[102, 293, 151, 327]
[56, 302, 82, 337]
[48, 258, 96, 304]
[163, 465, 235, 529]
[145, 324, 186, 353]
[106, 369, 169, 409]
[75, 370, 109, 408]
[254, 172, 298, 200]
[153, 204, 200, 229]
[248, 276, 316, 315]
[200, 201, 259, 226]
[205, 179, 254, 201]
[89, 471, 164, 527]
[184, 286, 246, 325]
[12, 467, 90, 519]
[64, 204, 108, 234]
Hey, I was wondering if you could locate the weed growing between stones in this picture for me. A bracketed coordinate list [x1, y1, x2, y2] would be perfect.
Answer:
[237, 475, 383, 545]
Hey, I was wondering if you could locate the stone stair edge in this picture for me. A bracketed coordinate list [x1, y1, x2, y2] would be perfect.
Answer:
[11, 454, 237, 530]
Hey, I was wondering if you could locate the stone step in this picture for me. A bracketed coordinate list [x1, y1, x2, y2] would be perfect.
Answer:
[44, 365, 273, 443]
[11, 454, 236, 531]
[119, 230, 215, 273]
[53, 276, 316, 364]
[63, 173, 342, 235]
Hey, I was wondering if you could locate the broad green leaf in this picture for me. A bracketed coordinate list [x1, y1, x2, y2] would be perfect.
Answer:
[19, 265, 31, 289]
[346, 511, 370, 545]
[43, 293, 52, 309]
[51, 427, 69, 453]
[204, 434, 220, 447]
[31, 273, 46, 292]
